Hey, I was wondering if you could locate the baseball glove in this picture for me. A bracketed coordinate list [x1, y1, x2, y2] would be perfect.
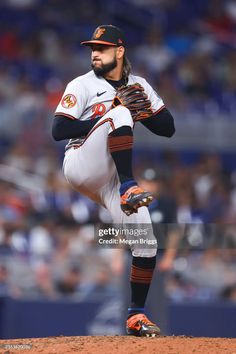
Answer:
[112, 83, 153, 122]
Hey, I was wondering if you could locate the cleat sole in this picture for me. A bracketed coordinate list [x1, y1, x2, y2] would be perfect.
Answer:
[144, 332, 159, 338]
[121, 189, 154, 216]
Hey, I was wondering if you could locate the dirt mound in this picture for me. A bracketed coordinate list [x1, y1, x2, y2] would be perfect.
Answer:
[0, 335, 235, 354]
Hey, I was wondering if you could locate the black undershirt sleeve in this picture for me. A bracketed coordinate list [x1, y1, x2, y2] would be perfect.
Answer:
[52, 108, 175, 141]
[52, 115, 100, 141]
[140, 107, 175, 137]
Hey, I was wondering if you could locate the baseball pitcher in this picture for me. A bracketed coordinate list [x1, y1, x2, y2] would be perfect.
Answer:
[52, 25, 175, 336]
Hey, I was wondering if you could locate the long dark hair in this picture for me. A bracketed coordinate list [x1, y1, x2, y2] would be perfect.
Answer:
[122, 55, 131, 83]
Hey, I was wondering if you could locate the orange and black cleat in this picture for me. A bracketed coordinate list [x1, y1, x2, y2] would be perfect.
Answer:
[126, 313, 161, 337]
[120, 186, 153, 216]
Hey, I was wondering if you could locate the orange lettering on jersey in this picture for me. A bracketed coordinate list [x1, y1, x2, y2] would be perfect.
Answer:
[94, 28, 106, 39]
[61, 94, 77, 109]
[92, 103, 106, 118]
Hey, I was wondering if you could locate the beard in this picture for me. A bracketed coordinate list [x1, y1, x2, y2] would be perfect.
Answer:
[91, 57, 117, 76]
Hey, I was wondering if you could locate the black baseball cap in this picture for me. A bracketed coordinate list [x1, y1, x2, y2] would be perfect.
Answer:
[81, 25, 125, 47]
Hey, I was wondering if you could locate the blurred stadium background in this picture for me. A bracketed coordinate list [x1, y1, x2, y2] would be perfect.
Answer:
[0, 0, 236, 339]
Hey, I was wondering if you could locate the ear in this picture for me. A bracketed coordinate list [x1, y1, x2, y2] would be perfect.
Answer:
[116, 46, 125, 59]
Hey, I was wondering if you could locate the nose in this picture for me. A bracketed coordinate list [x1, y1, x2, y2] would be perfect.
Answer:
[92, 50, 100, 59]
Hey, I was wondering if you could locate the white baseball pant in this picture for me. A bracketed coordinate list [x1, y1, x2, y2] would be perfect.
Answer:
[63, 106, 157, 257]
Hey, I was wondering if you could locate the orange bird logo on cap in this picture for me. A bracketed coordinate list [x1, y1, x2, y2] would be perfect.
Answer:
[94, 28, 106, 39]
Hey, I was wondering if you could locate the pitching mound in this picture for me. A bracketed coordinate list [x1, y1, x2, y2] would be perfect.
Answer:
[0, 335, 236, 354]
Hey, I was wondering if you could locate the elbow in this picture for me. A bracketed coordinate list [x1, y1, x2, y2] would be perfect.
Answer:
[52, 130, 63, 141]
[164, 116, 176, 137]
[167, 115, 175, 137]
[158, 109, 176, 137]
[52, 117, 64, 141]
[52, 134, 62, 141]
[166, 125, 175, 137]
[52, 126, 63, 141]
[166, 114, 176, 137]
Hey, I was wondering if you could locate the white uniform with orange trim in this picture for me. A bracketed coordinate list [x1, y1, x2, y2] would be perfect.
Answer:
[55, 70, 165, 257]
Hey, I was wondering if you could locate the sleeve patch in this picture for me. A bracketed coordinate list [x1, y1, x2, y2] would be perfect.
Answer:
[61, 94, 77, 109]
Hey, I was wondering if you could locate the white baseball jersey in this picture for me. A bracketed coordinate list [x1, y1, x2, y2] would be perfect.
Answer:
[55, 71, 165, 148]
[57, 71, 161, 257]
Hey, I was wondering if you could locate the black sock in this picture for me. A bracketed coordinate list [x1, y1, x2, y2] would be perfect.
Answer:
[108, 126, 134, 184]
[128, 256, 156, 318]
